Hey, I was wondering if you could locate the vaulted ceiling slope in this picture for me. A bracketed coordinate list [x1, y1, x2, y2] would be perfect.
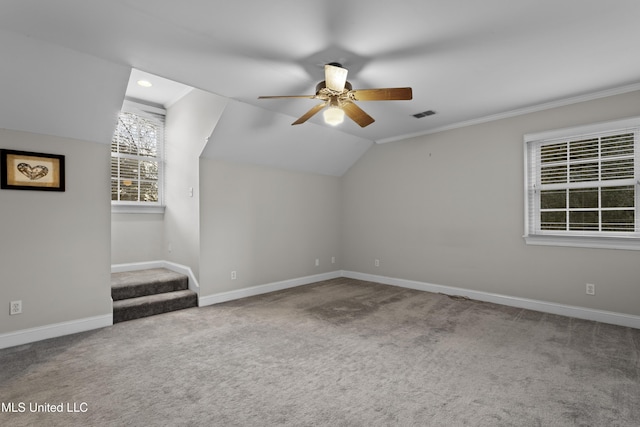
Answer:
[0, 27, 130, 145]
[2, 1, 640, 173]
[204, 100, 372, 177]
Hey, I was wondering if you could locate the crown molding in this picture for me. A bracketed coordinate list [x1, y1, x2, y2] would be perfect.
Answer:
[377, 82, 640, 144]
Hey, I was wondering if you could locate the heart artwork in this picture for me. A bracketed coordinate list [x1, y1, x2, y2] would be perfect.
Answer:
[17, 162, 49, 181]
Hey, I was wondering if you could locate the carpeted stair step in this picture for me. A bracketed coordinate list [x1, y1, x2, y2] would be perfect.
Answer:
[113, 289, 197, 323]
[111, 268, 198, 323]
[111, 268, 189, 301]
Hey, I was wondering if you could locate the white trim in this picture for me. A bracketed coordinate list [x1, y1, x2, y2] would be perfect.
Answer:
[3, 270, 638, 349]
[342, 271, 640, 329]
[111, 204, 165, 214]
[199, 271, 342, 306]
[523, 135, 532, 237]
[523, 116, 640, 248]
[111, 260, 200, 296]
[377, 83, 640, 144]
[111, 106, 165, 205]
[523, 234, 640, 250]
[0, 314, 112, 350]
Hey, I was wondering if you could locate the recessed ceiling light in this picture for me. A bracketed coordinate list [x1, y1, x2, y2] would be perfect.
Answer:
[137, 80, 153, 88]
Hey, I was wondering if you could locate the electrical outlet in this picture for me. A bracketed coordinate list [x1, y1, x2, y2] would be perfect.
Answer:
[10, 300, 22, 315]
[331, 257, 335, 264]
[231, 271, 237, 280]
[375, 259, 380, 267]
[315, 259, 320, 267]
[586, 283, 595, 295]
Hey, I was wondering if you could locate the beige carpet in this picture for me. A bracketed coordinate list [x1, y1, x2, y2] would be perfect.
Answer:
[1, 277, 639, 426]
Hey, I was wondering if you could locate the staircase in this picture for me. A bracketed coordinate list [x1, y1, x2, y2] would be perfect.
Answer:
[111, 268, 198, 323]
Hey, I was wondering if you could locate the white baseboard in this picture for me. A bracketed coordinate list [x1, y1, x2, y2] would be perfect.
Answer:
[111, 260, 167, 273]
[111, 260, 200, 296]
[3, 269, 636, 350]
[199, 271, 342, 306]
[343, 271, 640, 329]
[0, 314, 113, 350]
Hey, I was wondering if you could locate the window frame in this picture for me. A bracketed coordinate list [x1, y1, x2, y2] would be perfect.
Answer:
[523, 116, 640, 250]
[111, 101, 166, 214]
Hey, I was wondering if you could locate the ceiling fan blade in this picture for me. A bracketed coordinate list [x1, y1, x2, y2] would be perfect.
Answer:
[325, 64, 348, 92]
[341, 102, 375, 128]
[292, 102, 327, 125]
[258, 95, 316, 99]
[350, 87, 413, 101]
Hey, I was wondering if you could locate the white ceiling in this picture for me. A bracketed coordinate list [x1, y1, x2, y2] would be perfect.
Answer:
[2, 0, 640, 172]
[125, 69, 193, 109]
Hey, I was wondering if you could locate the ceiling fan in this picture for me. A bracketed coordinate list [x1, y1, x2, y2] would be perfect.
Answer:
[258, 63, 412, 128]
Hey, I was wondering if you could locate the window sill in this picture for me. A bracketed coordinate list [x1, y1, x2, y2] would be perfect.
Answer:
[524, 234, 640, 251]
[111, 204, 165, 214]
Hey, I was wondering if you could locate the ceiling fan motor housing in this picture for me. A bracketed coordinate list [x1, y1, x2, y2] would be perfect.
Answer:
[258, 63, 412, 128]
[315, 80, 352, 95]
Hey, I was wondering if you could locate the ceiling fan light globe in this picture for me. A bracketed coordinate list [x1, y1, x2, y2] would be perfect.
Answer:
[325, 64, 348, 92]
[323, 106, 344, 126]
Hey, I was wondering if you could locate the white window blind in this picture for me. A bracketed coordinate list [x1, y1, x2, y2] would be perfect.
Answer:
[111, 104, 164, 206]
[524, 117, 640, 249]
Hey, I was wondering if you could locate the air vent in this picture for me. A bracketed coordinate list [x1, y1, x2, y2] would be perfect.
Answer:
[413, 110, 436, 119]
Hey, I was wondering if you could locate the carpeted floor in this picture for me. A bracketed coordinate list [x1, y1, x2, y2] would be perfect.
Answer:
[1, 277, 639, 426]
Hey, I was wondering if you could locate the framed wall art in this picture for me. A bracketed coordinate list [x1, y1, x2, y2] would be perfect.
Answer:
[1, 149, 65, 192]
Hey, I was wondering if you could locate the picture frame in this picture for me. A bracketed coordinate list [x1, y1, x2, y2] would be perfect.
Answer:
[1, 149, 65, 192]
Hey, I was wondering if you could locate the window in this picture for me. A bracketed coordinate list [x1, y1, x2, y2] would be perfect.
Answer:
[111, 102, 164, 212]
[524, 117, 640, 250]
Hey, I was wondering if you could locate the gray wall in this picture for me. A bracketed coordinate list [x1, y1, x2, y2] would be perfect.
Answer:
[342, 90, 640, 316]
[3, 87, 640, 342]
[111, 213, 164, 264]
[163, 89, 227, 279]
[200, 159, 342, 295]
[0, 129, 111, 333]
[110, 89, 227, 273]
